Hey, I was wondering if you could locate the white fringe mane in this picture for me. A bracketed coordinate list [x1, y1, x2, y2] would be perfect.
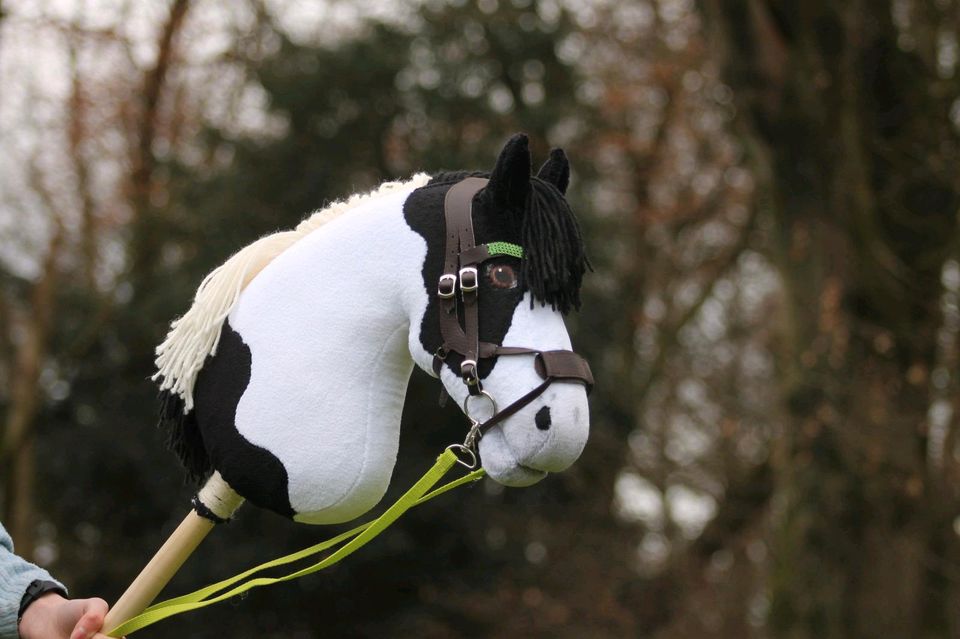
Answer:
[154, 173, 432, 411]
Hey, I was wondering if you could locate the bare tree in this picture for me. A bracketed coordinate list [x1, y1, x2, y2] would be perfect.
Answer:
[2, 213, 65, 558]
[0, 0, 193, 556]
[701, 1, 960, 636]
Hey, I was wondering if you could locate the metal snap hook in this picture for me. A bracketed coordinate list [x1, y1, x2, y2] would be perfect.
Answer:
[446, 444, 478, 469]
[463, 419, 482, 450]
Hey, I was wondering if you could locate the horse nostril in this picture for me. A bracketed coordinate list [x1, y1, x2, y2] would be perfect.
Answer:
[535, 406, 552, 431]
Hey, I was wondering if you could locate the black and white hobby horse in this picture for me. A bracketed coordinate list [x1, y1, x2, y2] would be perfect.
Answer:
[103, 134, 591, 629]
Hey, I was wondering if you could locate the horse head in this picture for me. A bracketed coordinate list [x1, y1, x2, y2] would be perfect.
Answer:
[405, 134, 592, 487]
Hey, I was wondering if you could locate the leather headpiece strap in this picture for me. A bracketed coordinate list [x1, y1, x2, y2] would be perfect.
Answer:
[431, 177, 594, 438]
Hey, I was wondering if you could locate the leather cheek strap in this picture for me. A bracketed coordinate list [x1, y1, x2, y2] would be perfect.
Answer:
[438, 177, 490, 392]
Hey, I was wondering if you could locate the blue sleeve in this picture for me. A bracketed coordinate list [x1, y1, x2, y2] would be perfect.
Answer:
[0, 522, 66, 639]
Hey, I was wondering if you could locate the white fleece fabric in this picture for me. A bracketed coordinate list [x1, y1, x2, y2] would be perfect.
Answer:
[229, 187, 422, 524]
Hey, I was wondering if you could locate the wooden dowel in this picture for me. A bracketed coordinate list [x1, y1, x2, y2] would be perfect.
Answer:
[104, 473, 243, 636]
[103, 510, 214, 635]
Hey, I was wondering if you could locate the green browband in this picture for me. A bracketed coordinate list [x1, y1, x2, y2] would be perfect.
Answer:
[486, 241, 523, 259]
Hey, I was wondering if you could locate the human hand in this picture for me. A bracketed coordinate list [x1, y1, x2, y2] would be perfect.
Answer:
[17, 593, 115, 639]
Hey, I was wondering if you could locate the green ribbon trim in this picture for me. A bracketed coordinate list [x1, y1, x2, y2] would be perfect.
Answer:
[486, 242, 523, 259]
[108, 452, 485, 636]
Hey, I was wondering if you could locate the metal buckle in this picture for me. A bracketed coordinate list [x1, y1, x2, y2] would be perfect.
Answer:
[461, 359, 479, 385]
[438, 274, 457, 299]
[459, 266, 478, 293]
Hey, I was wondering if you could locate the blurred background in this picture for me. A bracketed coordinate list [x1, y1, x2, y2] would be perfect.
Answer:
[1, 0, 959, 637]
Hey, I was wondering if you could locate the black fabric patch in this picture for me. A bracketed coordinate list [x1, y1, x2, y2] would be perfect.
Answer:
[192, 320, 294, 519]
[535, 406, 552, 431]
[403, 178, 526, 379]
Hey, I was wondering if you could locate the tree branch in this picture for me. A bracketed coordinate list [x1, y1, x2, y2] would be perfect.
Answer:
[130, 0, 190, 214]
[636, 205, 759, 401]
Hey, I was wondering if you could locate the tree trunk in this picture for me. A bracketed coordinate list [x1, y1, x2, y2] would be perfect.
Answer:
[5, 440, 35, 559]
[127, 0, 190, 287]
[2, 222, 64, 557]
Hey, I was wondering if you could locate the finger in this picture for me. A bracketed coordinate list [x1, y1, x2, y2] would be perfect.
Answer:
[69, 598, 109, 639]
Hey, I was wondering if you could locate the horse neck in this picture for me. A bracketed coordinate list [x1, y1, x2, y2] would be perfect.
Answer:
[232, 186, 425, 431]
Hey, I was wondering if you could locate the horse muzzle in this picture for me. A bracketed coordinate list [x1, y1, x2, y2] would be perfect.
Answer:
[477, 382, 589, 487]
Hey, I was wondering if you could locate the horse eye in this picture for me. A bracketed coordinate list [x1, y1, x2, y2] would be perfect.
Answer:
[486, 263, 518, 289]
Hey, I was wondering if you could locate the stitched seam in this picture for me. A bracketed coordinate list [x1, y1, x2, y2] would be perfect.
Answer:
[325, 323, 408, 510]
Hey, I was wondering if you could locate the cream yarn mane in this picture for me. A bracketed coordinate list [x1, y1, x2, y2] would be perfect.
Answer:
[153, 173, 432, 411]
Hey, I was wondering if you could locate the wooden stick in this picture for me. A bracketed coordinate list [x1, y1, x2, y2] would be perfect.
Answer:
[104, 473, 243, 636]
[103, 510, 213, 635]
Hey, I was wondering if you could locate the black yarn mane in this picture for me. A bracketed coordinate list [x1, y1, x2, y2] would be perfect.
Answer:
[429, 171, 590, 314]
[159, 386, 210, 483]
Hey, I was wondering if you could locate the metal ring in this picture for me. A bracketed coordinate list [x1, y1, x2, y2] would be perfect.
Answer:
[462, 390, 497, 423]
[446, 444, 478, 469]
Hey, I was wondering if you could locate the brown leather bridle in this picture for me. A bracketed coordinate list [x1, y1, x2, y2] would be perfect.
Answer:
[430, 177, 594, 447]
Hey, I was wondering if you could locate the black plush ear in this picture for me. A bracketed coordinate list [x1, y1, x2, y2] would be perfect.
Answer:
[537, 148, 570, 194]
[488, 133, 531, 209]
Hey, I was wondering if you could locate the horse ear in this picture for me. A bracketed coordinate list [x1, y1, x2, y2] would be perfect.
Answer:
[488, 133, 531, 209]
[537, 148, 570, 194]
